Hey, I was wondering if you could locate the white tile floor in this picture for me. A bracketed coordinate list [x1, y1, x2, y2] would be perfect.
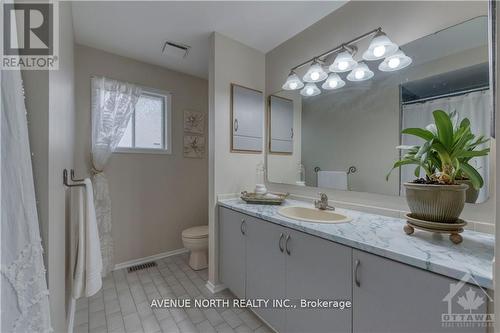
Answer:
[74, 253, 272, 333]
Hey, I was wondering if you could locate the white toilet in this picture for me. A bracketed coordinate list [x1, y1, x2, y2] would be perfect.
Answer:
[182, 225, 208, 270]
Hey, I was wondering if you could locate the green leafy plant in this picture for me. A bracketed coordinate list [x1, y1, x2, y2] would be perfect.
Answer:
[386, 110, 490, 189]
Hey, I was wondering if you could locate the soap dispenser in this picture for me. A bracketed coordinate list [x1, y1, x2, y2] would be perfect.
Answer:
[296, 162, 306, 186]
[255, 162, 267, 195]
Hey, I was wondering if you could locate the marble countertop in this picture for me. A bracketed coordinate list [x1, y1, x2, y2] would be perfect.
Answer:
[218, 198, 494, 289]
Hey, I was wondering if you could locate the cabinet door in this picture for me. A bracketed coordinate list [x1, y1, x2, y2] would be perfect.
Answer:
[285, 229, 352, 333]
[353, 249, 488, 333]
[231, 84, 263, 152]
[246, 219, 286, 332]
[219, 207, 246, 298]
[269, 95, 293, 154]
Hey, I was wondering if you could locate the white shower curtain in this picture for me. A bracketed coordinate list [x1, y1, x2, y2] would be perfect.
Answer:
[1, 70, 52, 331]
[401, 90, 491, 202]
[91, 76, 141, 276]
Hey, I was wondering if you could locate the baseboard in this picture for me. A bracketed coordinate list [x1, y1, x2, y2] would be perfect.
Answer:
[113, 248, 189, 271]
[205, 280, 226, 294]
[67, 297, 76, 333]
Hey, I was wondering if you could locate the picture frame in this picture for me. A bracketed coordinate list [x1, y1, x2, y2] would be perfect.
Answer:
[183, 110, 205, 134]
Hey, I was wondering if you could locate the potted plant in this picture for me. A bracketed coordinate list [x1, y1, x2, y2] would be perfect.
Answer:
[387, 110, 489, 223]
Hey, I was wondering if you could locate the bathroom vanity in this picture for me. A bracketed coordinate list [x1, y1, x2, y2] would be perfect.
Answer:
[218, 198, 494, 333]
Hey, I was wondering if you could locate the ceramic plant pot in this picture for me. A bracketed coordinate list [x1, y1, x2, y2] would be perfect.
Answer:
[456, 179, 480, 204]
[404, 182, 468, 223]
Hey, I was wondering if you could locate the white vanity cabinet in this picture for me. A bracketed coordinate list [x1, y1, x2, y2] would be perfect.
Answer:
[218, 206, 488, 333]
[269, 95, 294, 154]
[231, 84, 264, 152]
[352, 250, 488, 333]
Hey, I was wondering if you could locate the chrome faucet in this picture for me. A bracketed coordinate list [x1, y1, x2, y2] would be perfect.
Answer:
[314, 193, 335, 210]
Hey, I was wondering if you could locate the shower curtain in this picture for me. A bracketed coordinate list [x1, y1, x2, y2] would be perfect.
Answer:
[1, 70, 52, 331]
[91, 76, 141, 276]
[401, 90, 491, 202]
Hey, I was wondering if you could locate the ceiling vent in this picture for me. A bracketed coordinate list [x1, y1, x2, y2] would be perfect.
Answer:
[162, 41, 190, 59]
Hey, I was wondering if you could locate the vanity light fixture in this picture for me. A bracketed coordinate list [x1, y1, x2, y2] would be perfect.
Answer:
[282, 71, 305, 90]
[303, 60, 328, 83]
[362, 30, 399, 61]
[329, 48, 357, 73]
[282, 27, 410, 96]
[300, 83, 321, 97]
[347, 62, 374, 82]
[322, 73, 346, 90]
[379, 49, 412, 72]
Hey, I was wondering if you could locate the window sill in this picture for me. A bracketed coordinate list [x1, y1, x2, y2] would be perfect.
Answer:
[114, 148, 172, 155]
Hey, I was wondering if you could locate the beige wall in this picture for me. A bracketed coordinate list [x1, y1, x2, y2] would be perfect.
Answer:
[23, 2, 76, 331]
[208, 33, 266, 286]
[74, 45, 208, 265]
[265, 0, 494, 231]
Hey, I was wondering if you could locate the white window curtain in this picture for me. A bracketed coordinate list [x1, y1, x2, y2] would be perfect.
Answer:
[1, 70, 52, 332]
[401, 89, 491, 202]
[91, 76, 142, 276]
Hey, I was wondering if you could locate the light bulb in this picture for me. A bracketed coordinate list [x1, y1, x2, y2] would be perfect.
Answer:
[303, 61, 327, 82]
[362, 31, 398, 61]
[322, 73, 345, 90]
[378, 50, 412, 72]
[282, 72, 304, 90]
[373, 45, 386, 58]
[354, 70, 364, 80]
[300, 82, 320, 96]
[388, 57, 401, 69]
[347, 62, 374, 82]
[338, 61, 349, 71]
[330, 51, 357, 73]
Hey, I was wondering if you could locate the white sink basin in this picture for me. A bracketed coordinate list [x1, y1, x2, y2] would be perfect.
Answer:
[278, 206, 351, 224]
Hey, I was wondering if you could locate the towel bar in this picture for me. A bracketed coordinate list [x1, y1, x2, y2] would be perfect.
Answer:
[70, 169, 85, 182]
[63, 169, 85, 187]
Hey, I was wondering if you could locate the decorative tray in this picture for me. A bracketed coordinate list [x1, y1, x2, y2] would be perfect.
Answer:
[240, 191, 289, 205]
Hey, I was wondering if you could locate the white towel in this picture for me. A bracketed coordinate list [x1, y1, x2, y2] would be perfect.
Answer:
[317, 171, 348, 190]
[73, 178, 103, 298]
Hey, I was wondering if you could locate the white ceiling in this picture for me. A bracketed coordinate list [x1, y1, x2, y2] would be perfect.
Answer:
[72, 1, 346, 79]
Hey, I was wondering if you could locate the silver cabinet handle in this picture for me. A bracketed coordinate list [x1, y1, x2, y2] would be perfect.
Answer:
[240, 219, 246, 235]
[354, 259, 361, 287]
[278, 233, 284, 252]
[291, 128, 294, 139]
[285, 234, 291, 255]
[234, 119, 239, 132]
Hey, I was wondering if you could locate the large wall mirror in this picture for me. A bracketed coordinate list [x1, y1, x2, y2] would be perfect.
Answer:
[267, 16, 493, 204]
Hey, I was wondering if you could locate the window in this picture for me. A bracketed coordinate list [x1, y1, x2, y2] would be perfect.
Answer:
[117, 89, 171, 154]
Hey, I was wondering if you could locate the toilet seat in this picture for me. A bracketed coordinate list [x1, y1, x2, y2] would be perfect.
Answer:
[182, 225, 208, 239]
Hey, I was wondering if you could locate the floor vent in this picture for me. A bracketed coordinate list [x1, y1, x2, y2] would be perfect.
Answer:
[128, 261, 157, 273]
